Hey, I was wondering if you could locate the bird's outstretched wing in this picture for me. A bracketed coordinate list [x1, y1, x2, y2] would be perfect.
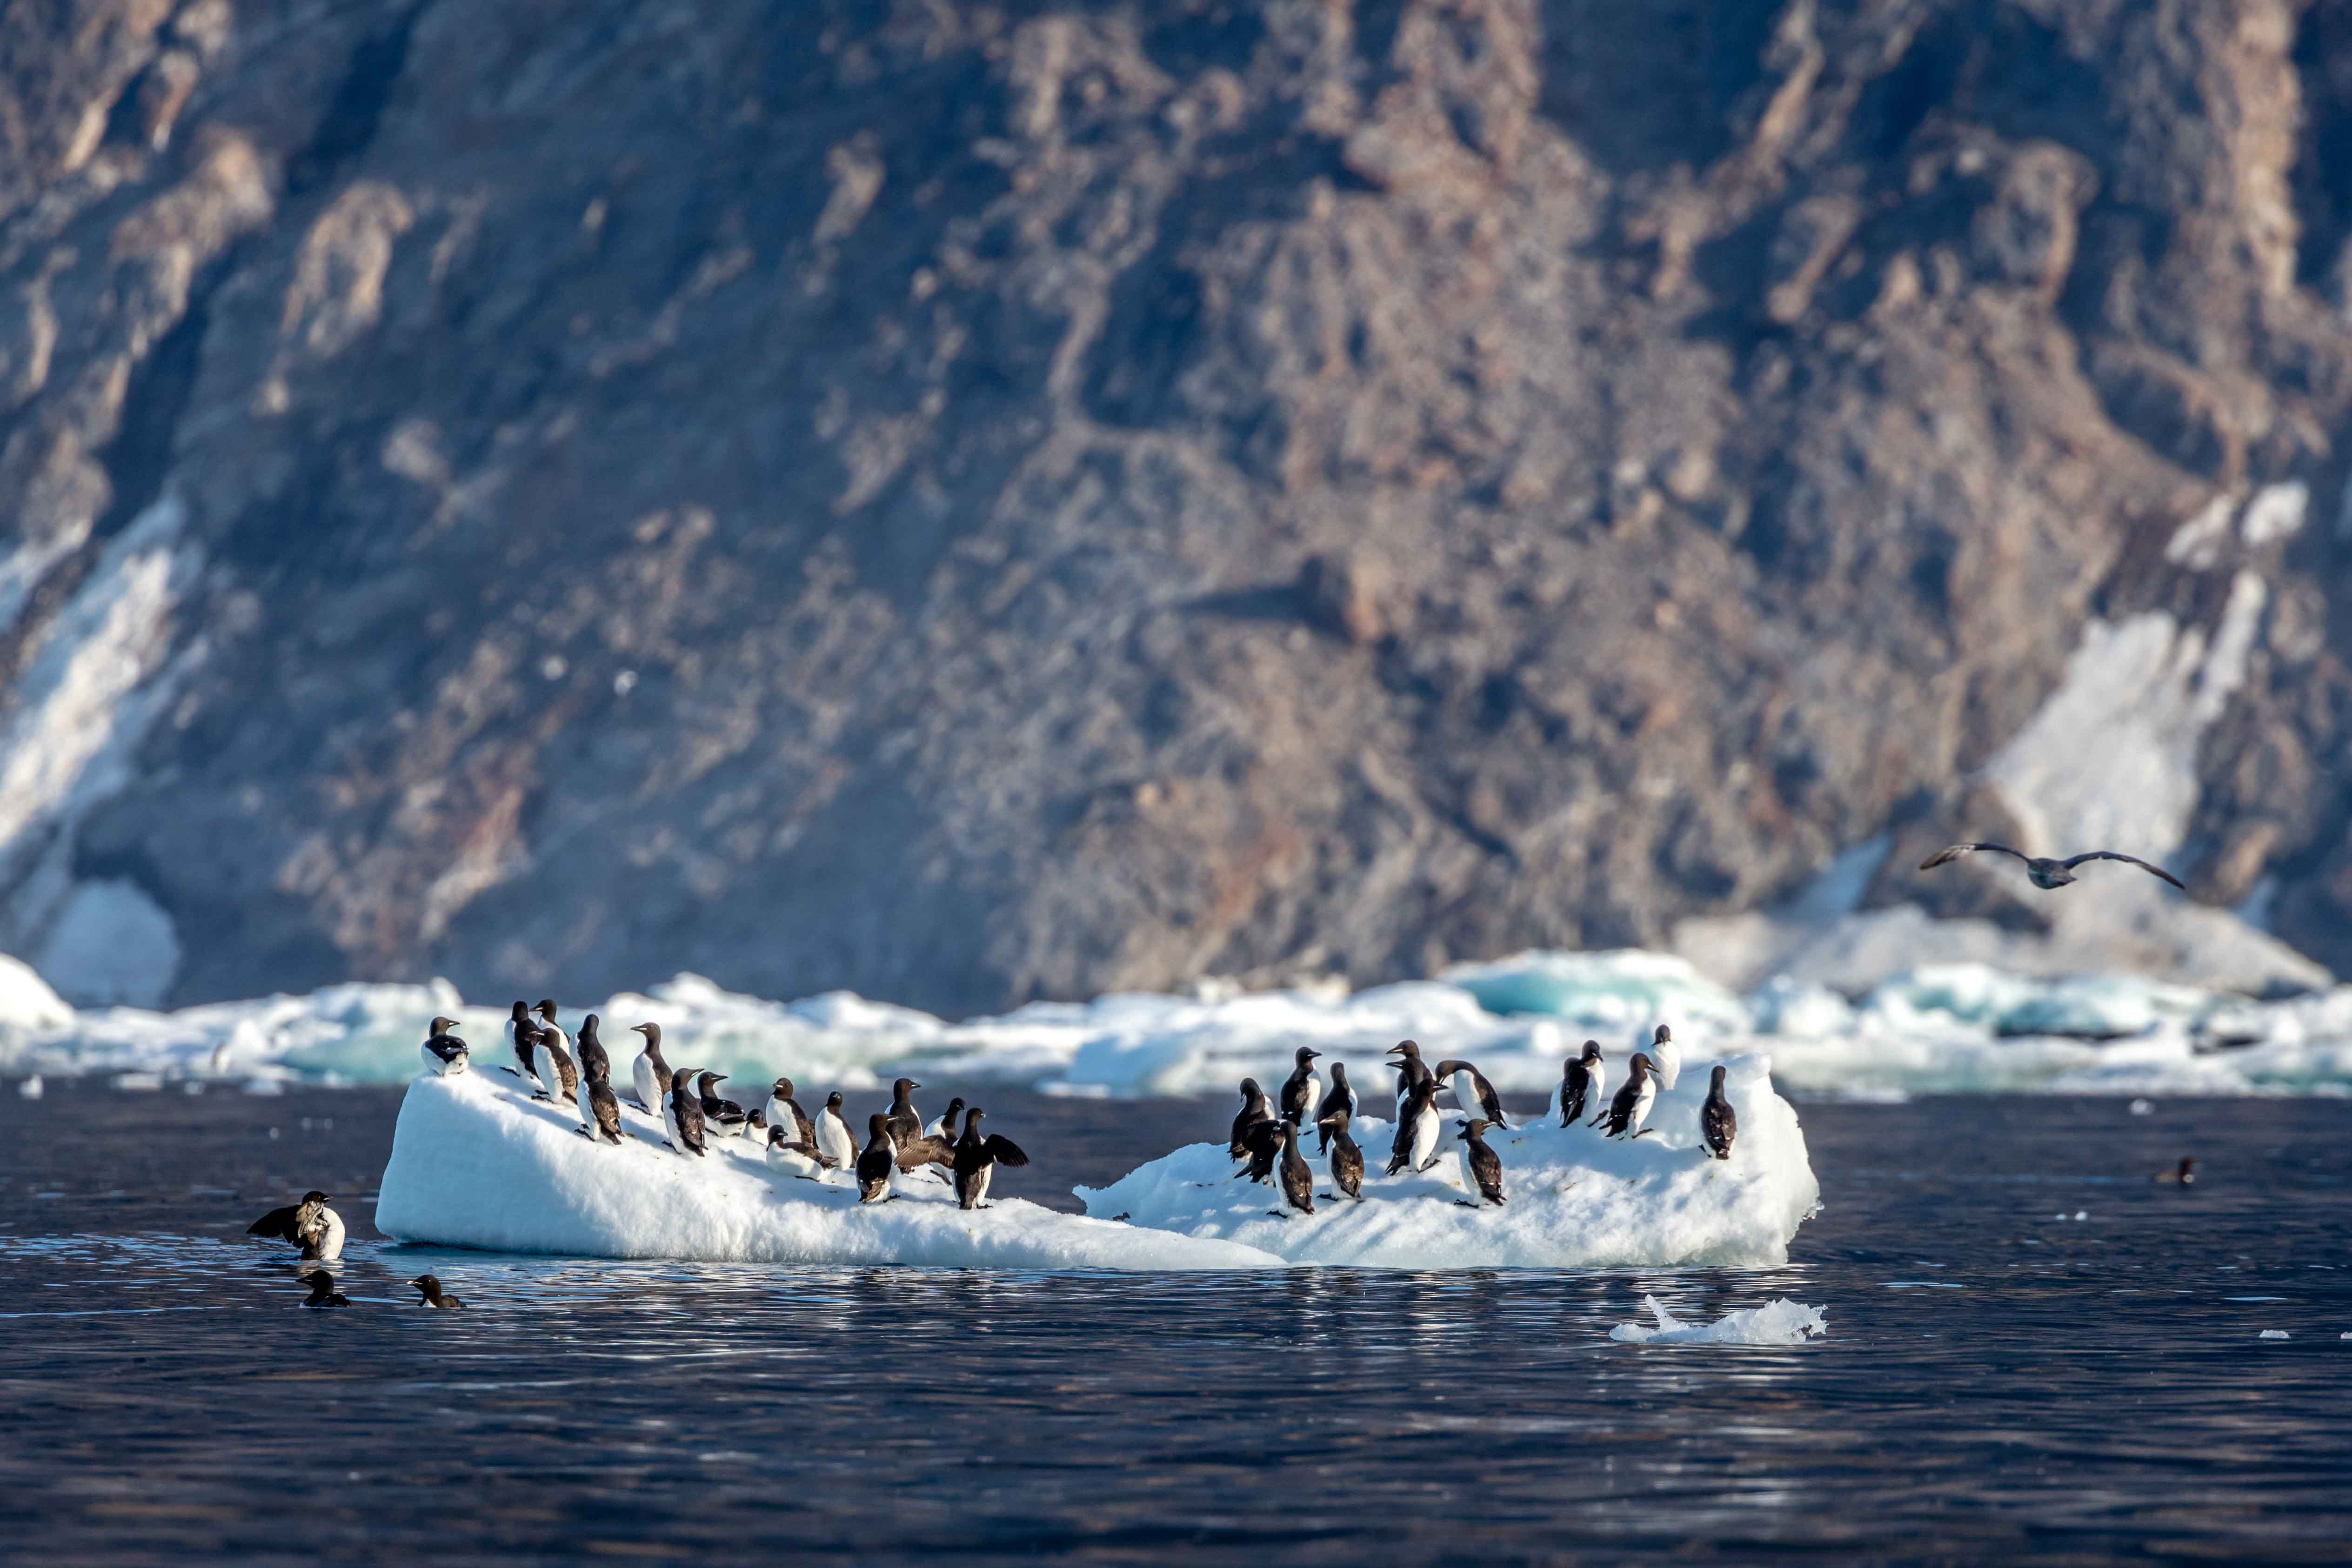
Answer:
[983, 1134, 1029, 1167]
[2060, 850, 2185, 889]
[1919, 842, 2029, 870]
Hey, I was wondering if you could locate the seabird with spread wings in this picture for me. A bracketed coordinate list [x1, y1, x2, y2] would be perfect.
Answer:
[1919, 842, 2184, 892]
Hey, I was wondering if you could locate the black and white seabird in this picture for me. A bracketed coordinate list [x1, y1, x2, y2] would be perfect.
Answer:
[409, 1274, 463, 1309]
[767, 1078, 818, 1145]
[1235, 1115, 1287, 1184]
[250, 1190, 344, 1260]
[1271, 1120, 1316, 1218]
[1385, 1039, 1434, 1104]
[1561, 1041, 1604, 1127]
[884, 1079, 925, 1148]
[1313, 1064, 1359, 1151]
[534, 1000, 572, 1061]
[421, 1016, 469, 1077]
[301, 1268, 351, 1308]
[529, 1026, 581, 1123]
[765, 1123, 838, 1179]
[2155, 1157, 2196, 1187]
[951, 1108, 1029, 1210]
[1455, 1119, 1505, 1208]
[1920, 841, 2185, 891]
[924, 1096, 966, 1142]
[1599, 1052, 1658, 1140]
[1319, 1110, 1364, 1201]
[1385, 1078, 1444, 1175]
[629, 1023, 671, 1116]
[814, 1091, 858, 1172]
[1431, 1057, 1509, 1129]
[571, 1013, 610, 1088]
[1278, 1048, 1324, 1128]
[663, 1067, 708, 1157]
[1644, 1024, 1682, 1091]
[856, 1113, 898, 1203]
[578, 1057, 625, 1145]
[1229, 1078, 1276, 1159]
[504, 1001, 541, 1089]
[1699, 1065, 1737, 1160]
[696, 1072, 748, 1139]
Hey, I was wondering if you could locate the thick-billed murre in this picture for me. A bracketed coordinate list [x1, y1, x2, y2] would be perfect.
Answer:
[1278, 1048, 1323, 1128]
[1455, 1119, 1505, 1207]
[856, 1113, 898, 1203]
[1700, 1065, 1736, 1160]
[663, 1066, 708, 1157]
[1599, 1052, 1657, 1139]
[629, 1022, 670, 1115]
[421, 1016, 468, 1076]
[951, 1108, 1029, 1210]
[1561, 1040, 1604, 1127]
[1313, 1064, 1359, 1151]
[1431, 1057, 1508, 1128]
[1385, 1077, 1443, 1175]
[409, 1274, 463, 1308]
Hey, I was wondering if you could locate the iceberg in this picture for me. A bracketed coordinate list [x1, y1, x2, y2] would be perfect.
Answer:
[1074, 1054, 1818, 1268]
[375, 1071, 1282, 1270]
[1609, 1294, 1828, 1345]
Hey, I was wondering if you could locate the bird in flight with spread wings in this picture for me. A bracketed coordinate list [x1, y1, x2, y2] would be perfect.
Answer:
[1919, 842, 2184, 892]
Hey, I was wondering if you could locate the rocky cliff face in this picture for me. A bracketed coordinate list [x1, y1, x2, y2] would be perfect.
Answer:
[3, 0, 2352, 1014]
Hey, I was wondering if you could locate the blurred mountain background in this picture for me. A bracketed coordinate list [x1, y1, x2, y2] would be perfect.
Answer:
[3, 0, 2352, 1015]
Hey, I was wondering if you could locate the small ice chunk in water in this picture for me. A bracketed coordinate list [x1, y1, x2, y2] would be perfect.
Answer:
[15, 1074, 41, 1099]
[2074, 1210, 2088, 1221]
[2129, 1099, 2153, 1115]
[2259, 1329, 2290, 1340]
[1609, 1295, 1827, 1345]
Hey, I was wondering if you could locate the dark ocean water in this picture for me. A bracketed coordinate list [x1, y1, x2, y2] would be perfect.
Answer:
[1, 1081, 2347, 1564]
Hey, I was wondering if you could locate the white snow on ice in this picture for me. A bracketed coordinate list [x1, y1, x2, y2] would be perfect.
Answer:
[1608, 1295, 1827, 1345]
[1074, 1053, 1818, 1268]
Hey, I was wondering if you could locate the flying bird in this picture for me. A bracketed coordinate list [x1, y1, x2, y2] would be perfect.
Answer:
[1918, 842, 2183, 891]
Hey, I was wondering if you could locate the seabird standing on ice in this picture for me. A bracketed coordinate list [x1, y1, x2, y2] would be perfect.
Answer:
[1313, 1064, 1359, 1151]
[696, 1072, 748, 1139]
[628, 1023, 671, 1116]
[766, 1123, 837, 1179]
[1386, 1039, 1436, 1106]
[814, 1091, 858, 1172]
[1432, 1057, 1509, 1129]
[1699, 1065, 1737, 1160]
[924, 1096, 966, 1142]
[577, 1053, 625, 1145]
[894, 1123, 957, 1184]
[883, 1079, 925, 1148]
[952, 1108, 1030, 1210]
[663, 1067, 708, 1157]
[1278, 1048, 1324, 1128]
[1919, 841, 2185, 891]
[529, 1026, 581, 1121]
[1644, 1024, 1681, 1092]
[420, 1017, 469, 1076]
[1599, 1053, 1658, 1140]
[533, 1000, 571, 1063]
[1319, 1108, 1364, 1201]
[1385, 1078, 1444, 1175]
[408, 1274, 463, 1309]
[768, 1078, 818, 1144]
[1229, 1079, 1276, 1159]
[1233, 1115, 1287, 1184]
[301, 1269, 351, 1308]
[1561, 1041, 1603, 1127]
[856, 1114, 898, 1203]
[571, 1013, 609, 1088]
[1454, 1119, 1505, 1208]
[504, 1001, 541, 1089]
[1273, 1120, 1316, 1217]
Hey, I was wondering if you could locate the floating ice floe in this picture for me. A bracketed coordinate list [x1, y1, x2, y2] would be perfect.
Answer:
[1608, 1294, 1828, 1345]
[1074, 1054, 1817, 1268]
[2259, 1329, 2291, 1341]
[375, 1072, 1281, 1270]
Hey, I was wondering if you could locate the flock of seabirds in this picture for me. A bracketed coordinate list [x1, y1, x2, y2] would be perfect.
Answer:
[244, 841, 2189, 1306]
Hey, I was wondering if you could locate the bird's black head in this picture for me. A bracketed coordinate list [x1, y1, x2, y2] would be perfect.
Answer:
[826, 1091, 844, 1109]
[892, 1077, 920, 1098]
[428, 1016, 459, 1036]
[670, 1067, 698, 1089]
[697, 1071, 725, 1089]
[773, 1076, 795, 1097]
[509, 1001, 530, 1021]
[942, 1095, 965, 1116]
[1329, 1062, 1348, 1083]
[768, 1126, 790, 1148]
[1580, 1039, 1602, 1061]
[301, 1190, 331, 1206]
[578, 1014, 601, 1038]
[1295, 1047, 1319, 1066]
[1629, 1054, 1652, 1077]
[409, 1274, 440, 1297]
[1459, 1118, 1492, 1137]
[1653, 1024, 1672, 1043]
[631, 1022, 662, 1048]
[1238, 1078, 1262, 1099]
[1710, 1064, 1727, 1087]
[536, 1000, 559, 1022]
[1431, 1058, 1467, 1080]
[867, 1112, 891, 1137]
[1386, 1039, 1420, 1058]
[965, 1108, 985, 1129]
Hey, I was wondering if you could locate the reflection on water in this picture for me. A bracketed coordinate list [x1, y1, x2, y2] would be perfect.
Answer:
[0, 1090, 2347, 1561]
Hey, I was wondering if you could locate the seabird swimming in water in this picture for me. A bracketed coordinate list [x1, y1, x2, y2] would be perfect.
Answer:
[1454, 1119, 1505, 1208]
[883, 1079, 925, 1148]
[420, 1016, 469, 1077]
[1229, 1078, 1276, 1160]
[924, 1096, 966, 1142]
[1273, 1120, 1315, 1218]
[301, 1268, 351, 1308]
[696, 1072, 748, 1140]
[1699, 1065, 1736, 1161]
[813, 1091, 857, 1173]
[768, 1078, 818, 1145]
[2155, 1156, 2196, 1186]
[629, 1023, 670, 1116]
[504, 1001, 541, 1089]
[1431, 1057, 1509, 1129]
[1278, 1048, 1323, 1128]
[663, 1067, 708, 1157]
[1599, 1053, 1658, 1140]
[1313, 1064, 1359, 1151]
[1561, 1041, 1603, 1127]
[408, 1274, 463, 1309]
[1319, 1109, 1364, 1201]
[1644, 1024, 1681, 1092]
[856, 1114, 898, 1203]
[1385, 1040, 1434, 1104]
[1919, 841, 2185, 891]
[1385, 1078, 1444, 1175]
[250, 1191, 342, 1260]
[571, 1013, 609, 1088]
[952, 1108, 1029, 1210]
